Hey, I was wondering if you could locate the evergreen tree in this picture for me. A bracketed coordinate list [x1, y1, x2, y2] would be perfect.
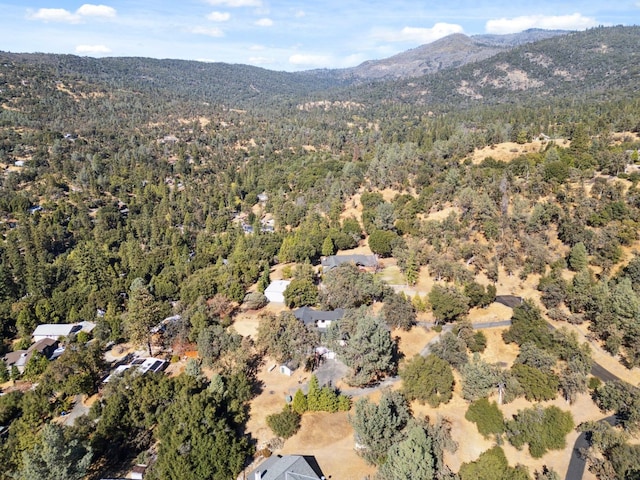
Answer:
[349, 390, 411, 465]
[123, 279, 167, 356]
[340, 315, 397, 387]
[568, 242, 588, 271]
[19, 423, 92, 480]
[401, 354, 454, 407]
[376, 425, 436, 480]
[291, 389, 308, 414]
[306, 375, 321, 411]
[321, 235, 335, 257]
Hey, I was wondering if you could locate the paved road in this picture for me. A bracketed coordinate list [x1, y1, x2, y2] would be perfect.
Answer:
[539, 316, 626, 480]
[564, 363, 622, 480]
[316, 308, 625, 480]
[566, 415, 617, 480]
[61, 394, 90, 426]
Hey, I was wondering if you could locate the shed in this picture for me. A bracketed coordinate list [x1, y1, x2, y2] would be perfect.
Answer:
[130, 464, 147, 480]
[279, 360, 298, 376]
[264, 280, 290, 304]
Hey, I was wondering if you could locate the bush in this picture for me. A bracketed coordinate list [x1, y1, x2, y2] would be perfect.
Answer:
[588, 376, 602, 391]
[401, 354, 454, 407]
[368, 229, 398, 257]
[512, 363, 559, 402]
[468, 331, 488, 353]
[465, 398, 505, 438]
[243, 292, 268, 310]
[266, 406, 301, 439]
[459, 446, 529, 480]
[506, 405, 574, 458]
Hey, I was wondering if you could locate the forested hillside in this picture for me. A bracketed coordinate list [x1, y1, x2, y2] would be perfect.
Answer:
[0, 25, 640, 480]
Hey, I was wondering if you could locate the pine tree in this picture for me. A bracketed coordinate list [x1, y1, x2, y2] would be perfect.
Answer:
[307, 375, 321, 411]
[376, 426, 436, 480]
[321, 235, 335, 257]
[319, 386, 339, 413]
[404, 253, 419, 286]
[568, 242, 588, 271]
[291, 389, 308, 414]
[20, 423, 92, 480]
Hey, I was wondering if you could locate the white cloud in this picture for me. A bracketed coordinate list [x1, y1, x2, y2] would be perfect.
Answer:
[75, 44, 112, 54]
[206, 11, 231, 22]
[27, 8, 81, 23]
[249, 44, 266, 51]
[485, 13, 598, 34]
[255, 18, 273, 27]
[190, 26, 225, 37]
[205, 0, 261, 6]
[376, 23, 464, 43]
[27, 4, 116, 23]
[76, 4, 116, 18]
[289, 53, 333, 67]
[294, 10, 305, 18]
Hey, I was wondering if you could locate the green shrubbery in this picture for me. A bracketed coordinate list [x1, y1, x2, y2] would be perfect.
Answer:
[465, 398, 505, 438]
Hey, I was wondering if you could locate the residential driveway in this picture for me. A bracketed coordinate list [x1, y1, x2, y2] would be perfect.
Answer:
[315, 318, 514, 397]
[314, 358, 349, 391]
[61, 394, 90, 426]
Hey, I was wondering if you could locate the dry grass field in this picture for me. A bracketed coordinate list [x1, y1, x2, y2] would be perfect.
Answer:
[239, 136, 640, 478]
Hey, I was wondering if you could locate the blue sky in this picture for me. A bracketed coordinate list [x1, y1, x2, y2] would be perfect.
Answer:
[1, 1, 639, 71]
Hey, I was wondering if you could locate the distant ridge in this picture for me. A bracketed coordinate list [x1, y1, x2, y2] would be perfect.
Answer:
[304, 29, 569, 81]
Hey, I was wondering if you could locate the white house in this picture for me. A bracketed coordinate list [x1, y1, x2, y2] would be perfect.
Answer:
[264, 280, 290, 304]
[32, 324, 82, 342]
[31, 322, 95, 343]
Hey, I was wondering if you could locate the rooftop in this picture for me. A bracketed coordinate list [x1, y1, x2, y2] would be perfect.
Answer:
[248, 455, 324, 480]
[320, 254, 377, 269]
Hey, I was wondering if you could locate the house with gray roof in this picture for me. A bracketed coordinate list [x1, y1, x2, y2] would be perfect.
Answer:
[320, 254, 378, 271]
[293, 307, 344, 331]
[248, 455, 325, 480]
[3, 338, 60, 374]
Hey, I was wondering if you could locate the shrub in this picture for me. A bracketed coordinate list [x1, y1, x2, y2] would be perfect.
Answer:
[506, 405, 574, 458]
[401, 354, 454, 407]
[243, 292, 268, 310]
[512, 363, 559, 402]
[266, 406, 301, 439]
[588, 376, 602, 391]
[465, 398, 505, 438]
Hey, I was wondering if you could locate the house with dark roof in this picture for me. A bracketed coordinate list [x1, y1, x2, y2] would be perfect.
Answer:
[293, 307, 344, 331]
[3, 338, 60, 374]
[248, 455, 325, 480]
[320, 254, 378, 271]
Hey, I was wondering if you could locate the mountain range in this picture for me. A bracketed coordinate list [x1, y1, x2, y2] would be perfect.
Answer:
[1, 26, 639, 111]
[306, 28, 569, 81]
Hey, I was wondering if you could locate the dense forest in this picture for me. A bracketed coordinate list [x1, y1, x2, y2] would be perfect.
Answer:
[1, 25, 640, 480]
